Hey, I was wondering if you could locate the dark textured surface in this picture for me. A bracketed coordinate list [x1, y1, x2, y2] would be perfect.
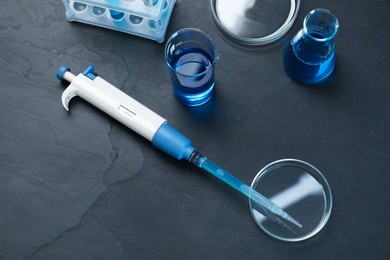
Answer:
[1, 0, 390, 259]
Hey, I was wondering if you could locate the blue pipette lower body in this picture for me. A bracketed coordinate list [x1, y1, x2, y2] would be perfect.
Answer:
[189, 151, 302, 228]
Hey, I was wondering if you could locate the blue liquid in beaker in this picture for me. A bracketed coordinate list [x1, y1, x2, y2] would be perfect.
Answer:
[169, 47, 215, 106]
[284, 31, 336, 85]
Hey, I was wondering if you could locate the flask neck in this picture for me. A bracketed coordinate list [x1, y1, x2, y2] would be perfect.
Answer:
[300, 30, 334, 48]
[303, 9, 339, 43]
[291, 29, 334, 51]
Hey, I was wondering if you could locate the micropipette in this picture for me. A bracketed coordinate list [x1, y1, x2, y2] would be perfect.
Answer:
[56, 65, 302, 229]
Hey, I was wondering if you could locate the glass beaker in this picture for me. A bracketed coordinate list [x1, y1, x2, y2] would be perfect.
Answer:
[284, 9, 339, 85]
[165, 28, 220, 106]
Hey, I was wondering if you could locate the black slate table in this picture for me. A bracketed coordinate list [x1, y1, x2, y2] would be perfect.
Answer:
[1, 0, 390, 259]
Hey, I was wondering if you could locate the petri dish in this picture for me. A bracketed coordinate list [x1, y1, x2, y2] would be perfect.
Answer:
[210, 0, 301, 45]
[249, 159, 332, 242]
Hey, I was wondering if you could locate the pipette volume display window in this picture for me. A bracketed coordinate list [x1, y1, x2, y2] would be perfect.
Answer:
[249, 159, 332, 242]
[211, 0, 301, 45]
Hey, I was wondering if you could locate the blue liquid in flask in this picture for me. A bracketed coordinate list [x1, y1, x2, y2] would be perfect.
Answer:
[284, 9, 339, 85]
[169, 47, 215, 106]
[284, 31, 336, 85]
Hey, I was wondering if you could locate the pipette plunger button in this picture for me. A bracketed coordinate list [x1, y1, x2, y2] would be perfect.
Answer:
[57, 66, 71, 81]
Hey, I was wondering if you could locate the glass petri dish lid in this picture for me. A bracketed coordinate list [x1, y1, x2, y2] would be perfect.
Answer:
[211, 0, 301, 45]
[249, 159, 332, 242]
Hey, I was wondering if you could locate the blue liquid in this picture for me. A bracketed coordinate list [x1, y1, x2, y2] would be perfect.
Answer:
[163, 0, 168, 11]
[284, 31, 336, 85]
[168, 48, 215, 106]
[109, 10, 125, 20]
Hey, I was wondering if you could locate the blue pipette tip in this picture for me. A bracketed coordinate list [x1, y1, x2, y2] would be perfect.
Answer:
[252, 190, 303, 229]
[189, 152, 303, 229]
[279, 210, 303, 228]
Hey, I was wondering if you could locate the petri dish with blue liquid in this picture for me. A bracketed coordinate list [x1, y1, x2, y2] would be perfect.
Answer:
[165, 28, 220, 106]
